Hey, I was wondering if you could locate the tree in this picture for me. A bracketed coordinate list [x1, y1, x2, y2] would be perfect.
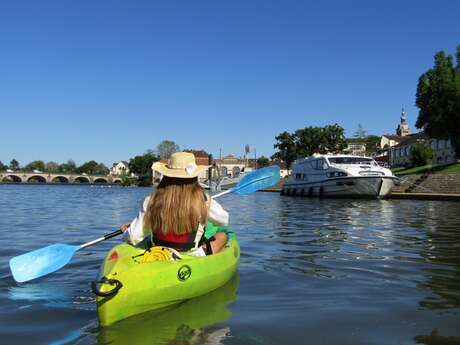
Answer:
[157, 140, 180, 159]
[128, 151, 160, 186]
[96, 163, 110, 175]
[0, 161, 6, 171]
[257, 156, 270, 168]
[59, 160, 77, 173]
[321, 124, 347, 153]
[45, 161, 60, 173]
[354, 124, 367, 139]
[410, 143, 434, 167]
[9, 159, 20, 171]
[272, 124, 346, 168]
[415, 46, 460, 157]
[25, 160, 45, 172]
[294, 127, 324, 157]
[121, 173, 136, 187]
[77, 161, 109, 175]
[271, 131, 297, 169]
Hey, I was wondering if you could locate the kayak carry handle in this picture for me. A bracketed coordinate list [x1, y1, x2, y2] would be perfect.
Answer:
[91, 277, 123, 297]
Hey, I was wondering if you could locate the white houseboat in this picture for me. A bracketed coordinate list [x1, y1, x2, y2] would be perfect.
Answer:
[281, 154, 397, 198]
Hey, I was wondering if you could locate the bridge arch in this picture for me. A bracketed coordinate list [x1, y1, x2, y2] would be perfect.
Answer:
[74, 176, 90, 184]
[94, 177, 108, 184]
[27, 175, 47, 183]
[51, 176, 69, 183]
[2, 174, 23, 183]
[113, 178, 122, 184]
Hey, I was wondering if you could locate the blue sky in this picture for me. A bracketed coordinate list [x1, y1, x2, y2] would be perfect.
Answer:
[1, 0, 459, 167]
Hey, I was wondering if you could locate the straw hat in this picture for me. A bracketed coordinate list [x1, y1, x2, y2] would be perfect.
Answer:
[152, 152, 207, 178]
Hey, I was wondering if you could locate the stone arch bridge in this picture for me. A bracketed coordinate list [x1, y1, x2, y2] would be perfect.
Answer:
[0, 171, 123, 184]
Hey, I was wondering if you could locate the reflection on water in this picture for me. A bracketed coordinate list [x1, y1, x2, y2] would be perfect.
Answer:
[1, 186, 460, 345]
[95, 273, 239, 345]
[267, 197, 460, 308]
[418, 202, 460, 310]
[9, 282, 74, 306]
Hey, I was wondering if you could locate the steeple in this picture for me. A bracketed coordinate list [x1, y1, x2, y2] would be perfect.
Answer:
[396, 106, 410, 136]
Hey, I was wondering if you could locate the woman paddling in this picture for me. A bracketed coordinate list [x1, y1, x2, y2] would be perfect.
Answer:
[121, 151, 229, 255]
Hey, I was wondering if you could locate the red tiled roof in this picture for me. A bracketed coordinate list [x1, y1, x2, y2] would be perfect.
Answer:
[184, 149, 209, 158]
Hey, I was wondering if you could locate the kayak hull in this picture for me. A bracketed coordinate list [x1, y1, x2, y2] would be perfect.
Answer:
[95, 235, 240, 326]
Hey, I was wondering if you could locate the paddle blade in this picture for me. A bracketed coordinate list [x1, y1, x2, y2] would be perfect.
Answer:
[232, 165, 280, 195]
[9, 244, 79, 283]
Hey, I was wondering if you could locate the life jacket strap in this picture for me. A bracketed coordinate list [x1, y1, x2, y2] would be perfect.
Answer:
[193, 223, 205, 249]
[151, 230, 208, 251]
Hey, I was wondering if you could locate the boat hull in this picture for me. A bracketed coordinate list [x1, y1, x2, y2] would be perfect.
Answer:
[282, 176, 396, 198]
[95, 234, 240, 326]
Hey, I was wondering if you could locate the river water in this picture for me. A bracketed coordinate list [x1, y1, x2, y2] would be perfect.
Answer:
[0, 185, 459, 345]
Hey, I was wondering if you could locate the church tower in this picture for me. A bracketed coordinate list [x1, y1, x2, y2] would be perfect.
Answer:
[396, 106, 410, 136]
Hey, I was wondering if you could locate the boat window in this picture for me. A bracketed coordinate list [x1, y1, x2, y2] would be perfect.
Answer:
[294, 173, 308, 180]
[328, 157, 375, 165]
[319, 159, 328, 170]
[309, 159, 328, 170]
[310, 160, 318, 170]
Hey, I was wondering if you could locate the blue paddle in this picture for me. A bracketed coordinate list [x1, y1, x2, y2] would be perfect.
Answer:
[212, 165, 280, 198]
[9, 230, 123, 283]
[9, 165, 280, 283]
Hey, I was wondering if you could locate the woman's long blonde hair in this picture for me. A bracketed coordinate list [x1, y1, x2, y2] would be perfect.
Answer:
[144, 177, 208, 235]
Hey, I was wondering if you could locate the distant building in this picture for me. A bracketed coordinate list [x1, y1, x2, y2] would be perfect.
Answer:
[344, 138, 367, 156]
[429, 138, 457, 165]
[389, 133, 424, 167]
[214, 155, 247, 178]
[183, 149, 210, 166]
[379, 108, 411, 152]
[380, 134, 402, 149]
[385, 107, 458, 166]
[111, 161, 129, 176]
[389, 133, 457, 167]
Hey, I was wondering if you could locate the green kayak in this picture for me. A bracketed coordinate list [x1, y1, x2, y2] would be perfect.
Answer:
[93, 224, 240, 326]
[98, 273, 239, 344]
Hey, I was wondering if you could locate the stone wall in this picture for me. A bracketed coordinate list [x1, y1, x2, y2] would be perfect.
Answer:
[393, 173, 460, 194]
[413, 173, 460, 194]
[392, 174, 422, 193]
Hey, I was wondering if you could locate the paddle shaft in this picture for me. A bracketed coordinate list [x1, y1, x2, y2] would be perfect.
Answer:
[80, 229, 123, 249]
[211, 190, 231, 199]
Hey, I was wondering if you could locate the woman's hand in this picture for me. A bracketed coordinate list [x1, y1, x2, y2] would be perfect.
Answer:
[120, 223, 130, 232]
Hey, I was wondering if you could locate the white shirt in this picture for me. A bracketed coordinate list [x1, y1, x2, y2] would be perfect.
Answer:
[126, 195, 229, 245]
